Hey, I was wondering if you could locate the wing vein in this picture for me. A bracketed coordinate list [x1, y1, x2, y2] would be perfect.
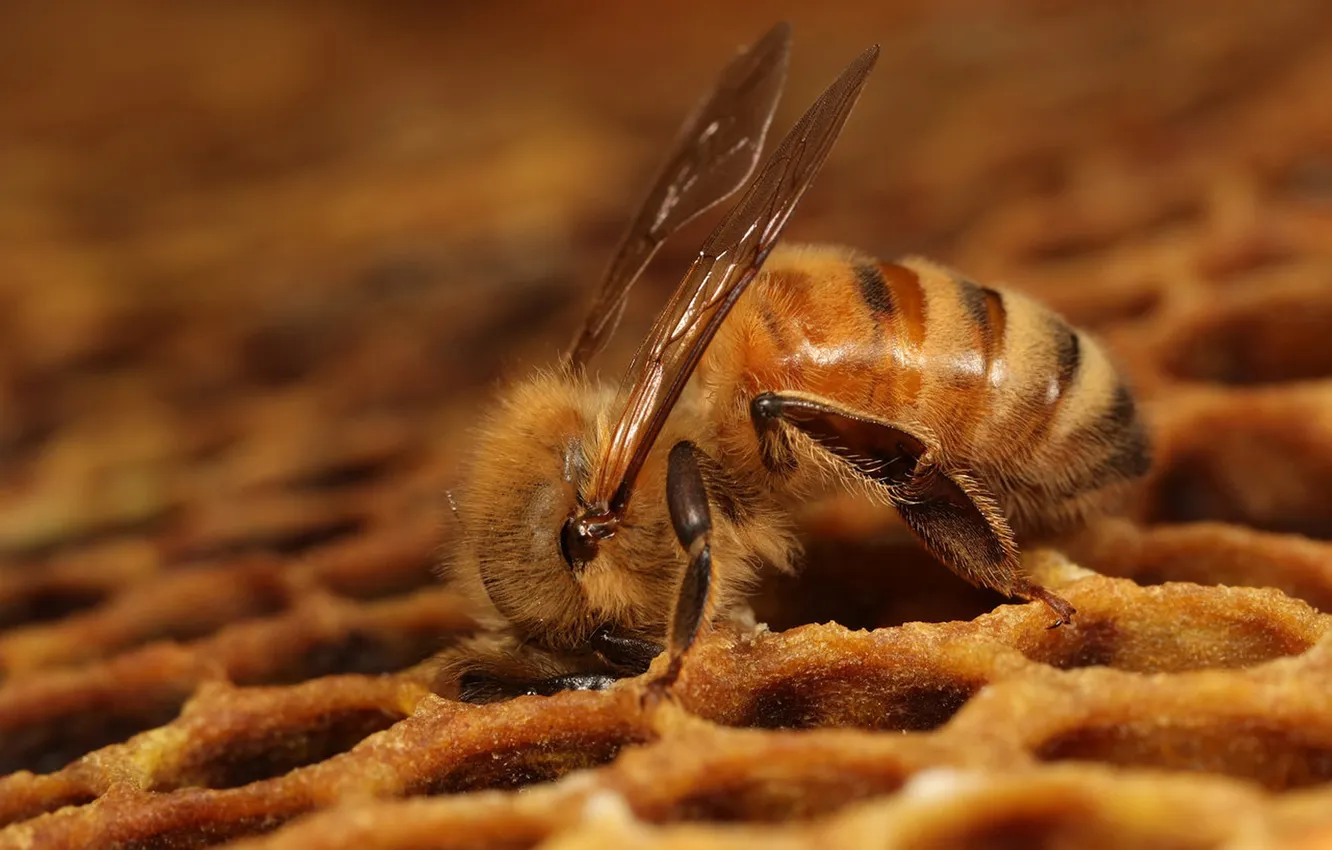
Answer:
[589, 42, 881, 515]
[565, 23, 793, 367]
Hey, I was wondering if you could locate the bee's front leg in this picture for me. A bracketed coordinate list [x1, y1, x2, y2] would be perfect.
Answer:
[644, 440, 715, 704]
[457, 672, 620, 704]
[590, 626, 662, 676]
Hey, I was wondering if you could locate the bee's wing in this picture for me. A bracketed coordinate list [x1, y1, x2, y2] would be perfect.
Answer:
[591, 43, 880, 512]
[565, 22, 792, 368]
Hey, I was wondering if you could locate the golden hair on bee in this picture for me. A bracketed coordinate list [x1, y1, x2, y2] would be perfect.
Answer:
[439, 23, 1149, 704]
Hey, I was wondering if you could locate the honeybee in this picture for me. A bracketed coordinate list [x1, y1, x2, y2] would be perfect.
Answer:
[440, 23, 1151, 703]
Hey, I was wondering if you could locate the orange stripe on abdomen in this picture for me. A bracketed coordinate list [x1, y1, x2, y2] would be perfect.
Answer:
[943, 278, 1008, 450]
[1005, 313, 1084, 464]
[872, 262, 927, 407]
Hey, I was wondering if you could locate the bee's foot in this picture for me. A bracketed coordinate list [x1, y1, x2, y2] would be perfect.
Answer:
[638, 664, 681, 712]
[1028, 586, 1076, 629]
[638, 677, 669, 711]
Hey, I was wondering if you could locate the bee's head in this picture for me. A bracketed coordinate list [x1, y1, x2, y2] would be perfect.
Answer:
[448, 368, 679, 650]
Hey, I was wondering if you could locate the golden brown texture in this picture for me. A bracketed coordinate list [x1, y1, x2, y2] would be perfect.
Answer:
[2, 0, 1332, 847]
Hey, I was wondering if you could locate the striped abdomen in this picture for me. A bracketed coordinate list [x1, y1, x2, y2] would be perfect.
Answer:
[702, 243, 1151, 539]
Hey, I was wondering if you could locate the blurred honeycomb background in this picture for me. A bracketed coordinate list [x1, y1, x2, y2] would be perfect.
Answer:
[2, 1, 1332, 848]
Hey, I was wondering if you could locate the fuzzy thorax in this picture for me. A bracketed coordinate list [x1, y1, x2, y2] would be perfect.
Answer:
[442, 367, 798, 655]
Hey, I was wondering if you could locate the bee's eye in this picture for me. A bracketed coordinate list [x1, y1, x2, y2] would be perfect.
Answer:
[559, 516, 599, 569]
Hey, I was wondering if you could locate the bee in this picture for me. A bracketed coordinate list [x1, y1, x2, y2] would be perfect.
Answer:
[440, 23, 1151, 703]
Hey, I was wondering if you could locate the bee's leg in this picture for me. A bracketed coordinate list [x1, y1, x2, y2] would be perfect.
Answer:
[751, 391, 1075, 627]
[649, 440, 715, 695]
[751, 391, 924, 485]
[895, 459, 1076, 627]
[590, 625, 662, 675]
[457, 672, 619, 704]
[522, 673, 621, 696]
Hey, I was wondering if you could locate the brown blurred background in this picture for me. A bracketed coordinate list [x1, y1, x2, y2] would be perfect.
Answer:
[1, 0, 1331, 628]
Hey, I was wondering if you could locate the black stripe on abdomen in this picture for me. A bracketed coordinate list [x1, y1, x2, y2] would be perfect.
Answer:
[1047, 380, 1152, 499]
[855, 264, 894, 316]
[957, 279, 991, 352]
[1053, 324, 1082, 402]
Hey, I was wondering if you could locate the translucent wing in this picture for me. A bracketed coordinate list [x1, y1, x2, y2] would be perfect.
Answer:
[565, 22, 792, 368]
[590, 43, 881, 513]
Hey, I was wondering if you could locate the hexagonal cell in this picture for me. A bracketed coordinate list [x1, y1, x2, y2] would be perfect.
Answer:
[409, 726, 649, 795]
[162, 705, 408, 790]
[1075, 523, 1332, 615]
[888, 779, 1239, 850]
[667, 766, 908, 823]
[751, 539, 1007, 633]
[247, 624, 450, 686]
[0, 686, 190, 776]
[1019, 601, 1319, 673]
[1034, 719, 1332, 791]
[1161, 286, 1332, 385]
[734, 667, 982, 732]
[0, 584, 110, 630]
[1146, 405, 1332, 540]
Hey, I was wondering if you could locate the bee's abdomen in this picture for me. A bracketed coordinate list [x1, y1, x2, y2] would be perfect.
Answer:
[891, 256, 1151, 535]
[707, 245, 1150, 537]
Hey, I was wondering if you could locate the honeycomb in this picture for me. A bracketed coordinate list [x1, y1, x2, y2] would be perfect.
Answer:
[3, 1, 1332, 847]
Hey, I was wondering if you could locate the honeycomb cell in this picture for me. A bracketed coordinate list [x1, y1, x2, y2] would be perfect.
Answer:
[1018, 593, 1321, 672]
[668, 768, 906, 822]
[884, 771, 1257, 850]
[1162, 287, 1332, 385]
[1035, 720, 1332, 791]
[163, 705, 407, 790]
[411, 727, 649, 795]
[896, 806, 1214, 850]
[0, 584, 109, 630]
[1146, 400, 1332, 540]
[737, 668, 980, 732]
[0, 686, 190, 776]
